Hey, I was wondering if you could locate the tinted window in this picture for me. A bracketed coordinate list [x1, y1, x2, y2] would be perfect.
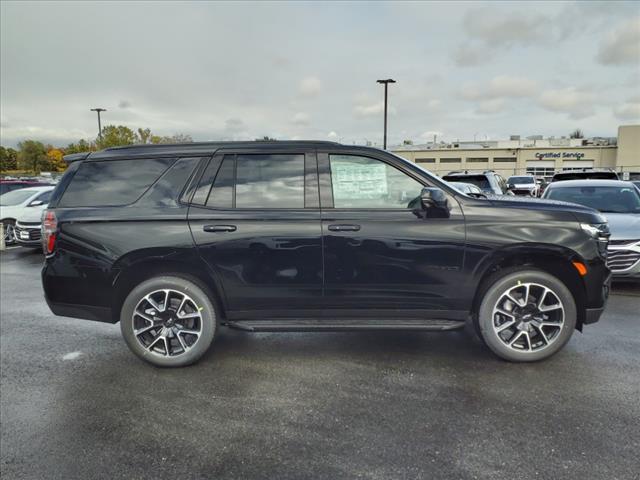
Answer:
[442, 175, 491, 190]
[207, 155, 234, 208]
[329, 155, 423, 208]
[59, 158, 175, 207]
[235, 154, 304, 208]
[139, 157, 200, 207]
[36, 190, 52, 203]
[545, 186, 640, 214]
[508, 176, 535, 184]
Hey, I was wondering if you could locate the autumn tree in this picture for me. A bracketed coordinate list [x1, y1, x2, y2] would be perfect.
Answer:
[46, 147, 67, 172]
[17, 140, 48, 174]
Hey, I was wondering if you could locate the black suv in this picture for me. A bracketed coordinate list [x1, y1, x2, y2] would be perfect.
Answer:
[42, 142, 611, 367]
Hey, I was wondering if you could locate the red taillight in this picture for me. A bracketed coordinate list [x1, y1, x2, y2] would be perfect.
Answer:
[42, 210, 58, 255]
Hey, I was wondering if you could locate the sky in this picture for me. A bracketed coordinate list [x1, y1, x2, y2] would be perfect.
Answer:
[1, 0, 639, 148]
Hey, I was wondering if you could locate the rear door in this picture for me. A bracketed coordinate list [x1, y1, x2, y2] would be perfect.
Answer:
[318, 149, 467, 316]
[188, 148, 323, 319]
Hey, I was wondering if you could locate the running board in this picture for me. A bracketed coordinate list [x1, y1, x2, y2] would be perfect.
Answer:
[225, 319, 466, 332]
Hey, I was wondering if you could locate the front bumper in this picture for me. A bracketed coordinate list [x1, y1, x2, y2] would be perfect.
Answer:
[14, 223, 41, 247]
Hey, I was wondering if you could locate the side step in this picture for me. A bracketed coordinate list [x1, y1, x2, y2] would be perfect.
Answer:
[225, 319, 466, 332]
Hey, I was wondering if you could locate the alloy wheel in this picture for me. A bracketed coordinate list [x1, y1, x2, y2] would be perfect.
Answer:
[491, 282, 565, 352]
[132, 289, 203, 357]
[3, 224, 16, 244]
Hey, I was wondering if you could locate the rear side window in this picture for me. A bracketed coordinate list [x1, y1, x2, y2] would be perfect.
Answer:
[235, 154, 304, 208]
[58, 158, 175, 207]
[206, 155, 234, 208]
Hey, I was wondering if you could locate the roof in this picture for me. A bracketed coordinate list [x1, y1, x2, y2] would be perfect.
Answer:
[545, 179, 636, 188]
[64, 140, 347, 162]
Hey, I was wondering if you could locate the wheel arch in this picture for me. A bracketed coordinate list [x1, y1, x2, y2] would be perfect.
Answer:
[470, 244, 587, 330]
[110, 255, 226, 324]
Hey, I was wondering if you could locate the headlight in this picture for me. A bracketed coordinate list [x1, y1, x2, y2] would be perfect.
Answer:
[581, 223, 610, 257]
[581, 223, 609, 238]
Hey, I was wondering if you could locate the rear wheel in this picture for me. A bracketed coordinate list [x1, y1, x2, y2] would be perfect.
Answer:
[476, 269, 576, 362]
[120, 275, 217, 367]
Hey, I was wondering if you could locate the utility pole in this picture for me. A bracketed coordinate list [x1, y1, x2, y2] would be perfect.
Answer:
[376, 79, 396, 149]
[90, 108, 107, 140]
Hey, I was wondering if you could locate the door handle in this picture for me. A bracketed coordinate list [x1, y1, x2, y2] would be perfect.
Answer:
[203, 224, 237, 233]
[328, 224, 361, 232]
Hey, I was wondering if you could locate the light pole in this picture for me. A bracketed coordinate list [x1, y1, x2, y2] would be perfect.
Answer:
[376, 79, 395, 149]
[90, 108, 107, 140]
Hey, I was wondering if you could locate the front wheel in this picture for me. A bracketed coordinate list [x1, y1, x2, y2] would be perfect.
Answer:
[476, 269, 577, 362]
[120, 275, 217, 367]
[2, 219, 16, 245]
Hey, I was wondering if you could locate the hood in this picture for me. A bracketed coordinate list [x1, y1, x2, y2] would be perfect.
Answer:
[16, 204, 47, 223]
[603, 213, 640, 241]
[485, 195, 607, 224]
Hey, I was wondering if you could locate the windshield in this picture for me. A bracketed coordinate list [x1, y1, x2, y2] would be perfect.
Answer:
[508, 176, 534, 184]
[0, 189, 36, 206]
[545, 186, 640, 214]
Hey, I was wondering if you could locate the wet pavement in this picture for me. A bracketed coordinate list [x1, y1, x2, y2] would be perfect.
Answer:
[1, 247, 639, 479]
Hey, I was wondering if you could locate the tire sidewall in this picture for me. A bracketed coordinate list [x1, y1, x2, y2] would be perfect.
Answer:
[120, 275, 217, 367]
[478, 269, 577, 362]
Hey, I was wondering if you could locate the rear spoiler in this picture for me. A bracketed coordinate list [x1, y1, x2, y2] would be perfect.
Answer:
[63, 152, 91, 163]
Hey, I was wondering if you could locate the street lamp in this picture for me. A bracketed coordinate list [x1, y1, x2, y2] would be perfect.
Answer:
[90, 108, 107, 139]
[376, 79, 396, 149]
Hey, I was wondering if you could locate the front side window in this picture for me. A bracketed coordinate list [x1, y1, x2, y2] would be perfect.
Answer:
[235, 154, 304, 208]
[329, 155, 423, 208]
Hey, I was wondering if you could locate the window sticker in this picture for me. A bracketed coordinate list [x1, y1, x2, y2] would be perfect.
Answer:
[332, 162, 387, 200]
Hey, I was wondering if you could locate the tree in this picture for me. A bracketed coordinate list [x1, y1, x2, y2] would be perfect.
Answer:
[97, 125, 137, 149]
[570, 129, 584, 139]
[17, 140, 48, 174]
[46, 147, 67, 172]
[65, 139, 96, 155]
[137, 128, 152, 144]
[149, 133, 194, 144]
[256, 136, 277, 141]
[0, 146, 18, 171]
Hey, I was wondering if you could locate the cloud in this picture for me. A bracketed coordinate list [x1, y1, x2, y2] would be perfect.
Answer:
[291, 112, 311, 126]
[327, 131, 338, 139]
[118, 100, 131, 109]
[298, 76, 322, 97]
[224, 117, 246, 133]
[596, 18, 640, 66]
[353, 100, 397, 117]
[461, 76, 538, 100]
[538, 87, 596, 119]
[452, 44, 485, 67]
[613, 97, 640, 120]
[420, 131, 443, 140]
[462, 8, 547, 48]
[476, 98, 506, 115]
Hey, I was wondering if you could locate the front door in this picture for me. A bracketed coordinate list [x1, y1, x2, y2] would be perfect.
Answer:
[188, 149, 323, 319]
[318, 151, 467, 316]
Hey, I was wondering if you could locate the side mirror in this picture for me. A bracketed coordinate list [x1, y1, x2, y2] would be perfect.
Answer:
[507, 183, 516, 190]
[28, 200, 44, 207]
[420, 187, 447, 209]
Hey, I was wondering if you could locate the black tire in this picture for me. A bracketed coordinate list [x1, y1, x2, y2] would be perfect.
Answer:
[476, 268, 577, 362]
[120, 275, 217, 367]
[2, 219, 16, 245]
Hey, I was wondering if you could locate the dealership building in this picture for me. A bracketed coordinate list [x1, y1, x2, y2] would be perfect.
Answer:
[393, 125, 640, 180]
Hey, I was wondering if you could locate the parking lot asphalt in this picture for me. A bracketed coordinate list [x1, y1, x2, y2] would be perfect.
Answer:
[1, 247, 639, 480]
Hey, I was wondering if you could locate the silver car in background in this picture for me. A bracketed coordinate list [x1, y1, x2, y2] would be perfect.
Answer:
[542, 179, 640, 282]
